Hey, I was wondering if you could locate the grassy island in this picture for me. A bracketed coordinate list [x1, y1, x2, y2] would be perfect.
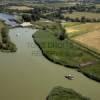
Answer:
[33, 21, 100, 82]
[47, 86, 90, 100]
[0, 21, 17, 52]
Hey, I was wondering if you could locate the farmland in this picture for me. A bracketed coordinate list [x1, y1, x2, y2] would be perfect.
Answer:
[8, 6, 33, 11]
[63, 22, 100, 37]
[63, 12, 100, 19]
[74, 30, 100, 52]
[63, 22, 100, 53]
[33, 21, 100, 82]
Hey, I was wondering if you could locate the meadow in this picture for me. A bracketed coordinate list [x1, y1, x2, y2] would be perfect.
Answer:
[8, 6, 33, 11]
[29, 2, 74, 8]
[63, 22, 100, 37]
[63, 12, 100, 19]
[74, 30, 100, 52]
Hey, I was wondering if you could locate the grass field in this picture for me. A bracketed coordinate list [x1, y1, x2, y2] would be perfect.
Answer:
[27, 2, 74, 8]
[96, 4, 100, 8]
[80, 63, 100, 81]
[34, 28, 96, 66]
[8, 6, 33, 11]
[33, 21, 100, 82]
[63, 12, 100, 19]
[61, 22, 81, 28]
[63, 23, 100, 37]
[47, 87, 89, 100]
[74, 30, 100, 52]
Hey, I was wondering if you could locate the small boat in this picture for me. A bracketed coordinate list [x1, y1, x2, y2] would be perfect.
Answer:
[65, 74, 74, 80]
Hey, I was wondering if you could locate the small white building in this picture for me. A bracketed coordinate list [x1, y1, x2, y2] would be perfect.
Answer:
[20, 22, 32, 27]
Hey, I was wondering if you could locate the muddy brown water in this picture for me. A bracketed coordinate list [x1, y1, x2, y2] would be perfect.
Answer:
[0, 28, 100, 100]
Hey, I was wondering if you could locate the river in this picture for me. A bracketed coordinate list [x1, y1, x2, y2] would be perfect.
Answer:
[0, 28, 100, 100]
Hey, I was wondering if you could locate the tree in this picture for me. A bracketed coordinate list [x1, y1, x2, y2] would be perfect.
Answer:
[31, 8, 41, 21]
[57, 23, 66, 40]
[80, 16, 86, 22]
[1, 27, 8, 38]
[22, 14, 31, 22]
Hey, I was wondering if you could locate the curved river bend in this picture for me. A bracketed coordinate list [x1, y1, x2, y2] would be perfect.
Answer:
[0, 28, 100, 100]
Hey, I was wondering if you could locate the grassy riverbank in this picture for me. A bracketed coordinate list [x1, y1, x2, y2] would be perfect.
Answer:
[33, 21, 100, 82]
[47, 86, 90, 100]
[0, 21, 17, 52]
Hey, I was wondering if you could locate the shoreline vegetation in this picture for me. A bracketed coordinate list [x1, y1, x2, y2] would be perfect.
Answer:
[33, 21, 100, 82]
[0, 2, 100, 100]
[0, 21, 17, 52]
[47, 86, 90, 100]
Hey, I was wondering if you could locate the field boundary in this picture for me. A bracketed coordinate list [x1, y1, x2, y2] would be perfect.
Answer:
[70, 39, 100, 59]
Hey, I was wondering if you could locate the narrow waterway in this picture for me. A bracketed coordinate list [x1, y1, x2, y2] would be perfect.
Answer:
[0, 28, 100, 100]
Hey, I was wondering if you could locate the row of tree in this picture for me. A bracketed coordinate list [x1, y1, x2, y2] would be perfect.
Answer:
[59, 4, 100, 13]
[65, 16, 100, 22]
[22, 8, 41, 22]
[43, 11, 100, 22]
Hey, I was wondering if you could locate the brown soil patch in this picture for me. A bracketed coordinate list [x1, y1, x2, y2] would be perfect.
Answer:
[74, 30, 100, 51]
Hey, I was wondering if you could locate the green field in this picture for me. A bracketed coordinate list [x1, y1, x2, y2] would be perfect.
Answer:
[33, 21, 100, 82]
[47, 86, 89, 100]
[34, 25, 96, 66]
[80, 62, 100, 81]
[63, 22, 100, 37]
[96, 4, 100, 8]
[27, 2, 74, 8]
[63, 12, 100, 19]
[62, 22, 81, 28]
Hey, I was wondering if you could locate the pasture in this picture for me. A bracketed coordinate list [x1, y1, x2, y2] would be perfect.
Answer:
[74, 30, 100, 52]
[8, 6, 33, 11]
[63, 12, 100, 19]
[64, 23, 100, 37]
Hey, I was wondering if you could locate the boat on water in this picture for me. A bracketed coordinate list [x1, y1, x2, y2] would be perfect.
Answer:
[65, 74, 74, 80]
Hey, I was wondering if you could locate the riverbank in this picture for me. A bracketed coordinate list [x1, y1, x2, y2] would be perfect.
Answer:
[33, 21, 100, 82]
[0, 21, 17, 52]
[47, 86, 90, 100]
[0, 27, 100, 100]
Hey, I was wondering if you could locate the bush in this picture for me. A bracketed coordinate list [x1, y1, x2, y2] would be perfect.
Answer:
[47, 86, 90, 100]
